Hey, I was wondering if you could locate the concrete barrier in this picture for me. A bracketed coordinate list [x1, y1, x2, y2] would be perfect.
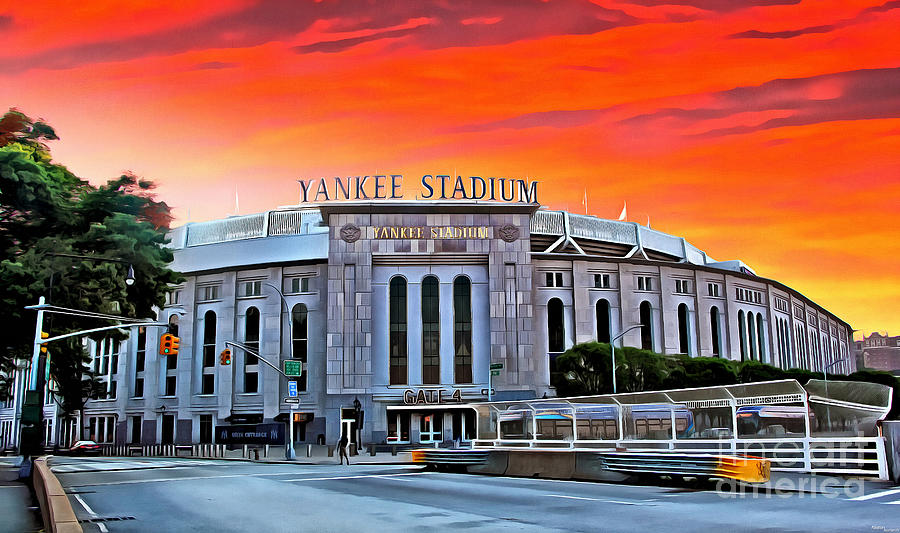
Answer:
[573, 452, 631, 482]
[505, 451, 576, 479]
[33, 457, 83, 533]
[466, 451, 509, 475]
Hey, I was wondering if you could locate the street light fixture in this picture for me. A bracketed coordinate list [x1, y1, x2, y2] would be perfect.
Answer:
[610, 324, 645, 394]
[262, 282, 296, 460]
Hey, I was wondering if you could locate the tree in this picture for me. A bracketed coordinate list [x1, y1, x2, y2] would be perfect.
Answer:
[0, 109, 182, 428]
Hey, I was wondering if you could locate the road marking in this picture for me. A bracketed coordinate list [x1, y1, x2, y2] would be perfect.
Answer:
[283, 472, 436, 482]
[74, 494, 98, 515]
[64, 469, 414, 488]
[547, 494, 656, 506]
[850, 488, 900, 501]
[73, 494, 109, 532]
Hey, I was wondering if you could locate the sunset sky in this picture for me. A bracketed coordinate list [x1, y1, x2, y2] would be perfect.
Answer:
[1, 1, 897, 337]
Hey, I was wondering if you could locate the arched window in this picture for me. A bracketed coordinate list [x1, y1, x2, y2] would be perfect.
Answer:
[639, 301, 653, 351]
[244, 307, 260, 393]
[596, 299, 611, 344]
[202, 311, 216, 367]
[454, 277, 473, 384]
[548, 298, 565, 353]
[422, 276, 440, 385]
[756, 314, 765, 364]
[710, 307, 721, 357]
[292, 304, 308, 391]
[738, 310, 747, 361]
[201, 311, 216, 394]
[389, 276, 408, 385]
[747, 312, 758, 361]
[677, 304, 690, 355]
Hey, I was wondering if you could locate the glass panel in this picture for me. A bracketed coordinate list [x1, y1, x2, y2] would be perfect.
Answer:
[245, 307, 259, 365]
[421, 276, 440, 385]
[203, 311, 216, 367]
[454, 277, 472, 383]
[389, 277, 407, 385]
[292, 304, 308, 391]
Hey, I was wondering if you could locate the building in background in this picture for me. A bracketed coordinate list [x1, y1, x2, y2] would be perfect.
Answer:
[854, 332, 900, 375]
[0, 199, 856, 451]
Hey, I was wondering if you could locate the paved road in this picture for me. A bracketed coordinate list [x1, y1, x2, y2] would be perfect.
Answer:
[51, 456, 900, 532]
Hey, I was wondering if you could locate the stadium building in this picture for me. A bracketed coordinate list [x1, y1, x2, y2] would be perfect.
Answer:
[0, 179, 856, 450]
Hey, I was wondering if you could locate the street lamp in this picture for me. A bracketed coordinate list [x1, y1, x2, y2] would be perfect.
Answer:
[610, 324, 645, 394]
[823, 357, 850, 433]
[262, 282, 296, 460]
[823, 357, 850, 384]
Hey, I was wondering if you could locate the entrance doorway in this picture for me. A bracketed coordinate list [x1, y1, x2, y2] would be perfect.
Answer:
[161, 414, 174, 444]
[419, 413, 442, 443]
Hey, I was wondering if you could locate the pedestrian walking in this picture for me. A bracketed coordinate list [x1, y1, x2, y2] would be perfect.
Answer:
[337, 433, 350, 465]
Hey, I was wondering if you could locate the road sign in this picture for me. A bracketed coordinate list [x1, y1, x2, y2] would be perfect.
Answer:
[491, 370, 500, 376]
[284, 398, 300, 404]
[287, 380, 298, 397]
[490, 363, 503, 370]
[284, 360, 302, 377]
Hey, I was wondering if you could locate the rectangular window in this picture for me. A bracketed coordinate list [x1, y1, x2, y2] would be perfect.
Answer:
[165, 375, 176, 396]
[593, 274, 610, 289]
[637, 276, 653, 291]
[201, 373, 215, 395]
[675, 279, 691, 294]
[285, 277, 311, 294]
[545, 272, 564, 287]
[133, 378, 143, 398]
[239, 280, 262, 298]
[707, 282, 720, 297]
[108, 380, 117, 399]
[197, 285, 221, 302]
[166, 350, 177, 370]
[199, 415, 213, 444]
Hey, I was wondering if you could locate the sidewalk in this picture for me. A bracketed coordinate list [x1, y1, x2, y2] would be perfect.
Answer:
[0, 457, 41, 533]
[214, 449, 415, 466]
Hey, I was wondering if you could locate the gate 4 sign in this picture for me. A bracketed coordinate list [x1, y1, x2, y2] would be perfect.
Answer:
[403, 389, 463, 405]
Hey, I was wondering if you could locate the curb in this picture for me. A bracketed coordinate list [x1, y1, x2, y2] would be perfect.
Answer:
[33, 456, 83, 533]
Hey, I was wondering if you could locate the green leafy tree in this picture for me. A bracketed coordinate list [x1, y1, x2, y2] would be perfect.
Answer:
[0, 109, 181, 428]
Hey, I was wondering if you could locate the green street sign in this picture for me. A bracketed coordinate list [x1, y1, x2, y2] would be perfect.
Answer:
[284, 360, 302, 377]
[490, 363, 503, 370]
[491, 370, 501, 376]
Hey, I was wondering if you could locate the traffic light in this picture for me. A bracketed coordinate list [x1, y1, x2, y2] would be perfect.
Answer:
[159, 333, 180, 356]
[220, 349, 232, 366]
[40, 331, 49, 354]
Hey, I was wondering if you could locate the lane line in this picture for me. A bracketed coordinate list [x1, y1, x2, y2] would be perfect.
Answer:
[547, 494, 656, 506]
[73, 494, 98, 516]
[65, 469, 418, 487]
[283, 472, 436, 482]
[850, 488, 900, 501]
[73, 494, 109, 532]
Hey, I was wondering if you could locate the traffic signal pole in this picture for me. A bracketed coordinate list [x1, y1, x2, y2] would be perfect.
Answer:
[19, 298, 169, 460]
[224, 341, 294, 460]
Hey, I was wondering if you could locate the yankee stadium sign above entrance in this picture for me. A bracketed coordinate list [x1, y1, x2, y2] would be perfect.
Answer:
[297, 174, 538, 204]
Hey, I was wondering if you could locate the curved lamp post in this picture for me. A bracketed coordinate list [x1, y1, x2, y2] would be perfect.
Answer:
[610, 324, 645, 394]
[263, 282, 296, 460]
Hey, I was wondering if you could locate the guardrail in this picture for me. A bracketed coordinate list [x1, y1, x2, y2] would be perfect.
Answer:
[472, 436, 887, 479]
